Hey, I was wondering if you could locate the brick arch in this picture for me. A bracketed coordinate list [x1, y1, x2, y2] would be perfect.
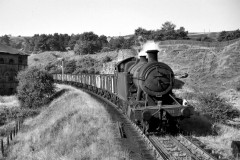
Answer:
[3, 70, 17, 82]
[0, 58, 4, 64]
[3, 71, 9, 81]
[9, 59, 14, 64]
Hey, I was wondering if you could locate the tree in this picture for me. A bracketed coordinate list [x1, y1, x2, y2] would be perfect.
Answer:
[217, 29, 240, 42]
[133, 22, 189, 42]
[176, 27, 189, 39]
[149, 30, 164, 41]
[68, 34, 81, 50]
[17, 67, 55, 108]
[47, 34, 60, 51]
[122, 36, 135, 49]
[36, 34, 49, 51]
[161, 21, 176, 31]
[74, 32, 101, 55]
[134, 27, 152, 40]
[217, 31, 228, 42]
[108, 37, 125, 50]
[0, 35, 10, 46]
[64, 60, 76, 73]
[98, 35, 108, 48]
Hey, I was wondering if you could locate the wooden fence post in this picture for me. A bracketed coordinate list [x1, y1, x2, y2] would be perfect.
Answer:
[18, 120, 21, 131]
[7, 136, 9, 146]
[12, 128, 15, 137]
[10, 131, 12, 140]
[14, 127, 16, 137]
[15, 123, 18, 134]
[1, 139, 4, 157]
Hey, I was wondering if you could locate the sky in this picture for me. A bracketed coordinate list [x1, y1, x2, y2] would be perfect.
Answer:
[0, 0, 239, 37]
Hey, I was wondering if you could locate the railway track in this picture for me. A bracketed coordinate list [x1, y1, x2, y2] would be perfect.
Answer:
[60, 82, 225, 160]
[83, 86, 158, 160]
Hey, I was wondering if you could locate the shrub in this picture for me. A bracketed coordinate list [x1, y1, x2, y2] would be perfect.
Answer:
[101, 47, 112, 52]
[74, 56, 100, 73]
[102, 56, 112, 63]
[45, 61, 59, 74]
[17, 67, 55, 108]
[236, 79, 240, 91]
[64, 60, 76, 74]
[197, 92, 240, 123]
[33, 58, 39, 61]
[88, 68, 95, 74]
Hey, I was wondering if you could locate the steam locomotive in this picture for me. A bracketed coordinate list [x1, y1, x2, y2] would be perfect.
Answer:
[53, 49, 194, 134]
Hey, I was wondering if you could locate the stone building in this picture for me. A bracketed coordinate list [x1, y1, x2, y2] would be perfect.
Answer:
[0, 44, 28, 95]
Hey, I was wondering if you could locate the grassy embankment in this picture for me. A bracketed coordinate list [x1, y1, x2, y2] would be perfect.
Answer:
[28, 49, 137, 74]
[6, 84, 127, 160]
[158, 40, 240, 158]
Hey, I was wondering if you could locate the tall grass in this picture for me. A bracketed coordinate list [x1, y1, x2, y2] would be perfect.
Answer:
[198, 124, 240, 159]
[7, 84, 126, 160]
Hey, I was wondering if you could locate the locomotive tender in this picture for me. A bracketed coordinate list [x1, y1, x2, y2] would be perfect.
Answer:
[53, 49, 194, 134]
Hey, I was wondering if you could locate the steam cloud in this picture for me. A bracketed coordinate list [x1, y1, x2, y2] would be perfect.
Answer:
[138, 41, 160, 58]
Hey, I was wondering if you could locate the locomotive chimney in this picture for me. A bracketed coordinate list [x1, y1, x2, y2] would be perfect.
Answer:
[146, 50, 159, 62]
[139, 56, 147, 63]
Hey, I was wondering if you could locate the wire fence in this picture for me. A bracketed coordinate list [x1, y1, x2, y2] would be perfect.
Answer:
[0, 119, 23, 158]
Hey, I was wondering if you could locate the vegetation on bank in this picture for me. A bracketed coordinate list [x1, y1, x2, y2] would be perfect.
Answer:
[197, 92, 240, 123]
[17, 66, 55, 108]
[7, 85, 127, 160]
[0, 66, 56, 130]
[0, 21, 189, 54]
[45, 56, 101, 74]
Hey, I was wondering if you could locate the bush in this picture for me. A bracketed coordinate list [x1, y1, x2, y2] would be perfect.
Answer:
[33, 58, 39, 61]
[64, 60, 76, 74]
[102, 56, 112, 63]
[73, 57, 100, 74]
[236, 80, 240, 91]
[197, 92, 240, 123]
[101, 47, 112, 52]
[17, 67, 55, 108]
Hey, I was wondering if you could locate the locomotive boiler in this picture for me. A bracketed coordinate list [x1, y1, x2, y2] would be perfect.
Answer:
[115, 49, 194, 133]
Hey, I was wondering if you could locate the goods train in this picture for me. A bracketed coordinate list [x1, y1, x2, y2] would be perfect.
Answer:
[53, 49, 194, 134]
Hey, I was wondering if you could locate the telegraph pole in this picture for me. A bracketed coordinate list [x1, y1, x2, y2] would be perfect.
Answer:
[57, 58, 64, 81]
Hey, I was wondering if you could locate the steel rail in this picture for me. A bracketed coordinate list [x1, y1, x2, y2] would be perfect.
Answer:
[177, 134, 219, 160]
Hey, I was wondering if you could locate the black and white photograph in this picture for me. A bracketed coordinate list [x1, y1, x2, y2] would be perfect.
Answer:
[0, 0, 240, 159]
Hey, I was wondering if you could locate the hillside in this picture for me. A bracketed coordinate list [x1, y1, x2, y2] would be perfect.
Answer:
[28, 40, 240, 97]
[188, 32, 219, 41]
[6, 84, 127, 160]
[27, 39, 240, 108]
[28, 49, 137, 74]
[157, 40, 240, 108]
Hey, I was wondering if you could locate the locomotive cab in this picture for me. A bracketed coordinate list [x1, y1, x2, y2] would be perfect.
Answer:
[115, 57, 136, 101]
